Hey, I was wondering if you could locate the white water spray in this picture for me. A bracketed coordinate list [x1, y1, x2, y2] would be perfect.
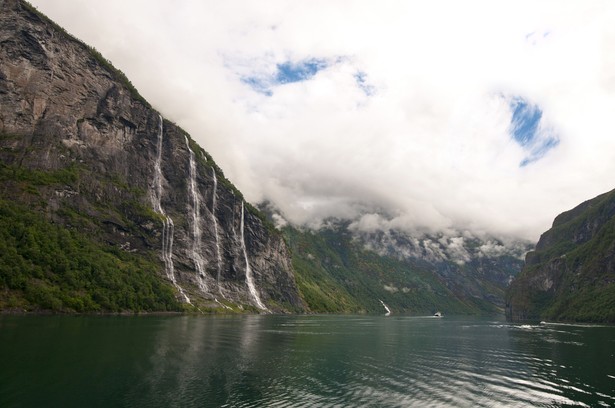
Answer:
[379, 300, 391, 316]
[211, 169, 223, 287]
[151, 114, 190, 304]
[185, 136, 208, 293]
[211, 169, 228, 308]
[240, 201, 267, 311]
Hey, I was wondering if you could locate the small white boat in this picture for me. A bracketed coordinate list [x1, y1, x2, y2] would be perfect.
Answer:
[434, 311, 443, 317]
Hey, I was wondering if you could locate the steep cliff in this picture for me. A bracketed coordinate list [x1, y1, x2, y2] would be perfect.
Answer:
[0, 0, 304, 313]
[506, 188, 615, 322]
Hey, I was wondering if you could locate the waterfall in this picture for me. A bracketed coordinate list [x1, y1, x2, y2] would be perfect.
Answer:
[379, 300, 391, 316]
[211, 169, 223, 286]
[211, 170, 230, 309]
[210, 167, 227, 308]
[240, 201, 267, 310]
[151, 114, 190, 304]
[185, 136, 208, 293]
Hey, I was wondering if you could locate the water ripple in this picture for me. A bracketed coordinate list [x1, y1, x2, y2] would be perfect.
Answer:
[1, 315, 613, 407]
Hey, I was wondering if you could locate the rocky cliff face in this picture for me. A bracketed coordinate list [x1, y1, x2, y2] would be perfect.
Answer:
[506, 189, 615, 323]
[0, 0, 304, 312]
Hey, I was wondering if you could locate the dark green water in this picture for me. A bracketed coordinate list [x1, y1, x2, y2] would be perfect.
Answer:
[0, 315, 614, 407]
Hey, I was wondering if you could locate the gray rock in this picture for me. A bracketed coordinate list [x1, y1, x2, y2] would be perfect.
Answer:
[0, 0, 305, 312]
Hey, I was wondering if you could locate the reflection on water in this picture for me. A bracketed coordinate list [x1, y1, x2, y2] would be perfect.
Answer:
[0, 315, 614, 407]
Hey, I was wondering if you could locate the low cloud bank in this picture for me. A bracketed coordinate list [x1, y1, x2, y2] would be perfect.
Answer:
[31, 0, 615, 242]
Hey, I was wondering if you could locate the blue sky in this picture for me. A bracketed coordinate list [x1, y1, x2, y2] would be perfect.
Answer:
[241, 58, 330, 96]
[353, 71, 376, 96]
[509, 97, 559, 167]
[276, 59, 328, 84]
[241, 58, 376, 98]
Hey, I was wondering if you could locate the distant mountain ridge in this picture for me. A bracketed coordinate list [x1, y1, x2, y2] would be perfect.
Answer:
[281, 218, 529, 314]
[506, 188, 615, 323]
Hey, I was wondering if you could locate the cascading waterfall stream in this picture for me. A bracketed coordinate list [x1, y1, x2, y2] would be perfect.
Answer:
[210, 170, 231, 310]
[185, 136, 208, 293]
[379, 300, 391, 316]
[211, 169, 223, 287]
[151, 114, 190, 304]
[240, 201, 267, 311]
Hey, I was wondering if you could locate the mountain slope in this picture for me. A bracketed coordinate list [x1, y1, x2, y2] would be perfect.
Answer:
[506, 188, 615, 322]
[0, 0, 304, 313]
[284, 221, 528, 315]
[0, 0, 531, 315]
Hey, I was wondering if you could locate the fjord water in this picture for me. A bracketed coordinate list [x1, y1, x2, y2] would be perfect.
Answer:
[1, 316, 613, 407]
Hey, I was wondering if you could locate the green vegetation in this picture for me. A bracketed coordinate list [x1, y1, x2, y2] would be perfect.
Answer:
[507, 188, 615, 323]
[0, 161, 181, 313]
[530, 190, 615, 264]
[0, 162, 80, 186]
[0, 199, 181, 313]
[284, 225, 500, 315]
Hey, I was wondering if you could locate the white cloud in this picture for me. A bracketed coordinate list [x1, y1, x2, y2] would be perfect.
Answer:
[478, 241, 509, 259]
[30, 0, 615, 241]
[383, 284, 399, 294]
